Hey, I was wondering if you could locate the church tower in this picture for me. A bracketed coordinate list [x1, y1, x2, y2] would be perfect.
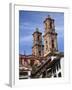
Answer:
[32, 28, 44, 57]
[43, 15, 58, 57]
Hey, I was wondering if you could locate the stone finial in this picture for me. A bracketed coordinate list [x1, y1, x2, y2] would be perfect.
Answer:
[36, 27, 39, 32]
[48, 15, 51, 19]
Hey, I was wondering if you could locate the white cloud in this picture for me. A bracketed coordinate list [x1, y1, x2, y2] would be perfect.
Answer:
[20, 22, 33, 30]
[20, 35, 33, 44]
[56, 26, 64, 32]
[20, 22, 36, 30]
[19, 22, 44, 32]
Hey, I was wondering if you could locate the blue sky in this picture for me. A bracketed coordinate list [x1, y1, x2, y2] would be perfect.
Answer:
[19, 10, 64, 55]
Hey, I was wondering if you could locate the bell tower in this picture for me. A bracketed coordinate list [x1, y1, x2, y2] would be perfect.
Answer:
[43, 15, 58, 57]
[32, 28, 44, 57]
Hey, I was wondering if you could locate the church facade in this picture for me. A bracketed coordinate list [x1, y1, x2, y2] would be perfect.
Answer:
[19, 15, 64, 79]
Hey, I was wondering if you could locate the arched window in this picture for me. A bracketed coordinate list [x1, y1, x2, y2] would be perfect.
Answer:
[52, 39, 54, 48]
[37, 36, 39, 40]
[46, 41, 48, 50]
[46, 40, 47, 44]
[39, 51, 41, 56]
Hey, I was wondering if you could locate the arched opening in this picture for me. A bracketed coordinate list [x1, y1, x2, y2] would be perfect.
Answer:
[52, 39, 54, 49]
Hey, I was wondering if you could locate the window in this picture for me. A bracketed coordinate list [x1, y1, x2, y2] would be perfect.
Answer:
[58, 72, 61, 77]
[37, 36, 39, 40]
[46, 41, 48, 50]
[46, 41, 47, 44]
[54, 74, 57, 77]
[39, 51, 41, 56]
[46, 45, 48, 50]
[52, 39, 54, 48]
[20, 71, 28, 76]
[50, 22, 52, 28]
